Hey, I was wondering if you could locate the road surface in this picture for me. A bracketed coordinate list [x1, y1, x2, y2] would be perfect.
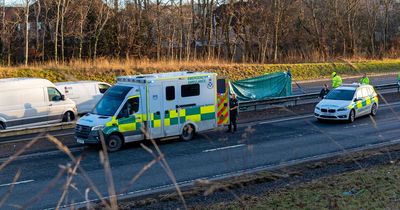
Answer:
[1, 101, 400, 209]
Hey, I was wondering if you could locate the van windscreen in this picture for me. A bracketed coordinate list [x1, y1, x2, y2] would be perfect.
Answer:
[92, 86, 132, 116]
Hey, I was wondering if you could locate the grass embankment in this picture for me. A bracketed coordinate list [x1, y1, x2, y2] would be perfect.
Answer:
[199, 164, 400, 210]
[0, 59, 400, 84]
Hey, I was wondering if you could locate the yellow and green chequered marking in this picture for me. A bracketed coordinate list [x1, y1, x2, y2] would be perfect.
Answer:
[164, 105, 215, 125]
[103, 105, 216, 135]
[348, 95, 378, 110]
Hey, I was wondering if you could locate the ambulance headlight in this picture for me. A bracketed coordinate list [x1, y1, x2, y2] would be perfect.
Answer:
[92, 125, 105, 131]
[337, 107, 347, 112]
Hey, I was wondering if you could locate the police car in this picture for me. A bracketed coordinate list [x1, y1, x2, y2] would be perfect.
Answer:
[314, 84, 378, 123]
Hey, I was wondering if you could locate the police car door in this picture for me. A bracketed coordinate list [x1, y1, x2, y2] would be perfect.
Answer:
[163, 83, 180, 136]
[147, 84, 164, 139]
[360, 87, 371, 116]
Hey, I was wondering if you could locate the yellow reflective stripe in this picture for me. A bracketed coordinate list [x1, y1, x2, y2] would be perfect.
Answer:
[164, 118, 170, 126]
[128, 95, 140, 99]
[356, 101, 363, 109]
[119, 123, 136, 132]
[186, 114, 201, 122]
[366, 98, 371, 105]
[170, 110, 178, 118]
[106, 116, 118, 127]
[180, 109, 186, 117]
[153, 120, 161, 128]
[200, 105, 215, 114]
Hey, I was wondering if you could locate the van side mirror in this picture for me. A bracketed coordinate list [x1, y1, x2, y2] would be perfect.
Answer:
[60, 95, 66, 101]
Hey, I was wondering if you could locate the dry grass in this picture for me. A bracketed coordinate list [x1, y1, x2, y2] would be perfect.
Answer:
[1, 58, 400, 84]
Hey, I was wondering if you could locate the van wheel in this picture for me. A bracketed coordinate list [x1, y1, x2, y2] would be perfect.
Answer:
[106, 135, 123, 152]
[370, 104, 378, 116]
[62, 111, 75, 122]
[348, 109, 356, 123]
[181, 124, 195, 141]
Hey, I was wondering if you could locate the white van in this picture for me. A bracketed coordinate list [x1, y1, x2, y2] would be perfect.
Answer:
[56, 81, 111, 114]
[0, 78, 77, 130]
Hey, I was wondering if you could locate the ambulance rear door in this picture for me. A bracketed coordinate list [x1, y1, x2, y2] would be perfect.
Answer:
[217, 78, 229, 126]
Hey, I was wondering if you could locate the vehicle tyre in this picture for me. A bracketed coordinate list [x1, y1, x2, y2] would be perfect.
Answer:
[0, 123, 4, 130]
[106, 134, 123, 152]
[62, 111, 75, 122]
[181, 124, 195, 141]
[348, 109, 356, 123]
[370, 103, 378, 116]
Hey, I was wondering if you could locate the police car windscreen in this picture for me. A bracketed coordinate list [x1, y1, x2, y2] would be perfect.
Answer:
[325, 89, 355, 101]
[92, 85, 133, 116]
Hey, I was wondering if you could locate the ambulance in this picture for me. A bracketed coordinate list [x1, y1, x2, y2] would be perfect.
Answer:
[75, 71, 230, 151]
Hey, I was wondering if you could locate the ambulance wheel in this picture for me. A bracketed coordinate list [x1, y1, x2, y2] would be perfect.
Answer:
[370, 103, 377, 116]
[181, 124, 195, 141]
[62, 111, 75, 122]
[348, 109, 355, 123]
[106, 135, 123, 152]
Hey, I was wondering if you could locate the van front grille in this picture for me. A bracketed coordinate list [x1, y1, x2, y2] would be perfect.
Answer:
[75, 124, 92, 139]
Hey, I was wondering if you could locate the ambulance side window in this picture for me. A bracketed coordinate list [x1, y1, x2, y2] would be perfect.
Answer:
[181, 84, 200, 97]
[118, 97, 139, 118]
[166, 86, 175, 101]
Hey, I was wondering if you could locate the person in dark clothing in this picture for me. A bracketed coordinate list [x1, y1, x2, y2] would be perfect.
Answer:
[227, 93, 239, 133]
[319, 84, 330, 99]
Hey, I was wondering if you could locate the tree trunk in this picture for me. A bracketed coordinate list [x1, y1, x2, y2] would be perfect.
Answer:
[55, 0, 61, 64]
[24, 0, 30, 66]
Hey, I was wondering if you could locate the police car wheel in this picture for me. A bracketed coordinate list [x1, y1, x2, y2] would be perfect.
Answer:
[181, 124, 195, 141]
[106, 135, 123, 152]
[348, 110, 355, 123]
[371, 104, 377, 116]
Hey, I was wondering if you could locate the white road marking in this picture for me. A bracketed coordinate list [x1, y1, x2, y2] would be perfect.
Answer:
[202, 144, 246, 153]
[259, 115, 314, 125]
[0, 132, 75, 144]
[0, 179, 34, 188]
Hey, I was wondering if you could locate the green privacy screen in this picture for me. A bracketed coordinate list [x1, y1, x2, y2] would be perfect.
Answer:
[229, 71, 292, 101]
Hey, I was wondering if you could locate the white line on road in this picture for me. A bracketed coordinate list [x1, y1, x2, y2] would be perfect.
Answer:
[0, 132, 75, 144]
[259, 115, 314, 125]
[0, 179, 34, 188]
[202, 144, 246, 153]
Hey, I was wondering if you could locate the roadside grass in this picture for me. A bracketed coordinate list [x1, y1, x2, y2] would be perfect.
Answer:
[0, 59, 399, 83]
[196, 163, 400, 210]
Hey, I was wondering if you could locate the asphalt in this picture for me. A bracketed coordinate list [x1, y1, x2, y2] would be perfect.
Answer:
[1, 100, 400, 209]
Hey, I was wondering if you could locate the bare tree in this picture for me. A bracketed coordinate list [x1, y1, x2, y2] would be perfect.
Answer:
[23, 0, 30, 66]
[92, 0, 111, 60]
[54, 0, 61, 64]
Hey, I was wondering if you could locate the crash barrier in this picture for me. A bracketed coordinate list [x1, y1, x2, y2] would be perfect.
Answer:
[1, 83, 398, 138]
[239, 83, 399, 111]
[0, 122, 75, 139]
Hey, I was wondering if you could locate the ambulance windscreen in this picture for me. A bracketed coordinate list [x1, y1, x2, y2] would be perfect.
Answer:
[92, 85, 132, 116]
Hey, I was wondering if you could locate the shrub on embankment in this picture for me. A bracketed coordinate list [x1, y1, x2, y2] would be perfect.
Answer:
[0, 59, 399, 84]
